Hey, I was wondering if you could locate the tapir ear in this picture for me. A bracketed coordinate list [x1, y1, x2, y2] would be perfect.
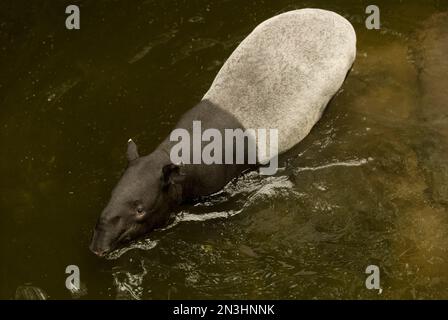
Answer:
[162, 163, 185, 185]
[126, 139, 139, 162]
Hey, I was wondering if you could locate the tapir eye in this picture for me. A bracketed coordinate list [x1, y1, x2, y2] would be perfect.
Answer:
[136, 205, 145, 215]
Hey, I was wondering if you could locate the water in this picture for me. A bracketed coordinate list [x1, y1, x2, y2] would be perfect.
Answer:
[1, 0, 448, 299]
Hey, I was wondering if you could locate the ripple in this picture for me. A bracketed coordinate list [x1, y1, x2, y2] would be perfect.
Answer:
[169, 172, 297, 227]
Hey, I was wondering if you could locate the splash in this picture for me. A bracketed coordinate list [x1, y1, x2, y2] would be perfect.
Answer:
[170, 172, 297, 226]
[112, 260, 148, 300]
[296, 157, 373, 172]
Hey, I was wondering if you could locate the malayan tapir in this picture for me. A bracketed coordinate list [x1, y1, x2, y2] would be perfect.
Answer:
[89, 9, 357, 256]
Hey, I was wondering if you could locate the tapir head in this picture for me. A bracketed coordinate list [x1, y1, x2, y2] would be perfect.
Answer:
[89, 139, 185, 256]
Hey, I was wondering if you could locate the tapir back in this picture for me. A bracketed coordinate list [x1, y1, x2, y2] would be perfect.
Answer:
[203, 9, 356, 154]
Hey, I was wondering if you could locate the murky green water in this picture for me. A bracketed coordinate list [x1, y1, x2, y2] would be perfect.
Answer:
[1, 0, 448, 299]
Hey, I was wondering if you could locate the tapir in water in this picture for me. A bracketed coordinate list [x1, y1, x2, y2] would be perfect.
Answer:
[90, 9, 357, 256]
